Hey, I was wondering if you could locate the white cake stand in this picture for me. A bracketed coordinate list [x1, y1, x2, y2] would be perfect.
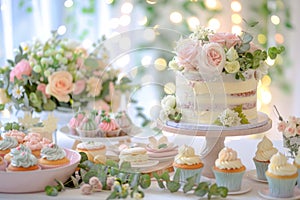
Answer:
[157, 112, 272, 178]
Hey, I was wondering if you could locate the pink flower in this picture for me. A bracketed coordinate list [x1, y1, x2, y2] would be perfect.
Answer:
[208, 32, 240, 49]
[80, 184, 93, 195]
[73, 80, 86, 95]
[199, 43, 225, 75]
[284, 123, 297, 138]
[37, 83, 50, 98]
[45, 71, 74, 102]
[277, 121, 287, 132]
[106, 177, 115, 190]
[9, 59, 32, 82]
[92, 182, 103, 192]
[89, 177, 100, 186]
[175, 38, 201, 70]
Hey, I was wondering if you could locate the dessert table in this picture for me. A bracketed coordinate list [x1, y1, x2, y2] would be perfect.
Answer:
[0, 129, 291, 200]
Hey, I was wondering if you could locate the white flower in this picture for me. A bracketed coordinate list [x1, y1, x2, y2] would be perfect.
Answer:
[168, 59, 183, 71]
[226, 47, 239, 61]
[189, 26, 214, 40]
[133, 192, 143, 200]
[225, 61, 240, 74]
[284, 123, 297, 138]
[161, 95, 176, 110]
[218, 108, 241, 127]
[12, 85, 25, 99]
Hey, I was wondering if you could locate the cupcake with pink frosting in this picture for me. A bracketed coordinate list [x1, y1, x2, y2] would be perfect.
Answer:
[24, 139, 43, 158]
[0, 156, 7, 171]
[68, 110, 85, 135]
[24, 132, 42, 143]
[99, 115, 120, 137]
[4, 130, 26, 144]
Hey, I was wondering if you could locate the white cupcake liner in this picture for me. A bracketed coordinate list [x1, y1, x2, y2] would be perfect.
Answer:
[266, 174, 297, 198]
[173, 166, 203, 184]
[213, 169, 245, 192]
[253, 159, 269, 181]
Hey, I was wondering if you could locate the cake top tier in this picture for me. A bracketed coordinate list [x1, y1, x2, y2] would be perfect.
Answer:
[168, 26, 284, 81]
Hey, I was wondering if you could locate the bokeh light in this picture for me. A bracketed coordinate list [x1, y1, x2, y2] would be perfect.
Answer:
[154, 58, 167, 71]
[119, 15, 131, 26]
[64, 0, 73, 8]
[187, 17, 200, 30]
[138, 16, 148, 26]
[275, 33, 284, 44]
[205, 0, 217, 9]
[231, 25, 242, 35]
[57, 25, 67, 35]
[257, 34, 267, 44]
[231, 1, 242, 12]
[121, 2, 133, 14]
[208, 18, 220, 31]
[231, 14, 242, 24]
[170, 12, 183, 23]
[109, 18, 119, 29]
[141, 55, 152, 66]
[164, 82, 175, 94]
[271, 15, 280, 25]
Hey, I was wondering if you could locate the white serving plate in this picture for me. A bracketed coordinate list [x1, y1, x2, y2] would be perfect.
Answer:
[0, 148, 80, 193]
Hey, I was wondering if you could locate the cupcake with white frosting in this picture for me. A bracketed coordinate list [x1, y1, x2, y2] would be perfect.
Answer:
[39, 144, 70, 169]
[173, 145, 203, 184]
[212, 147, 246, 192]
[6, 151, 40, 171]
[253, 136, 278, 180]
[266, 152, 298, 198]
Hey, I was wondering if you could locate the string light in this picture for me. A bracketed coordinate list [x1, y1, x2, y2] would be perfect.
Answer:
[231, 1, 242, 12]
[154, 58, 167, 71]
[64, 0, 73, 8]
[208, 18, 220, 30]
[170, 12, 183, 23]
[121, 2, 133, 14]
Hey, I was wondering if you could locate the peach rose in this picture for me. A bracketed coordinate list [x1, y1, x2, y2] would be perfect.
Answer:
[9, 59, 32, 82]
[45, 71, 74, 102]
[200, 43, 225, 74]
[277, 121, 287, 132]
[73, 80, 86, 95]
[86, 77, 102, 97]
[208, 33, 240, 49]
[175, 38, 201, 70]
[37, 83, 50, 98]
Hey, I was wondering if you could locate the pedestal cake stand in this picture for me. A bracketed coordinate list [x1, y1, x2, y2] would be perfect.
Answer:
[157, 112, 272, 178]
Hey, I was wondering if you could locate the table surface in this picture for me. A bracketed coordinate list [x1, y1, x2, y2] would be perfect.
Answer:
[0, 110, 296, 200]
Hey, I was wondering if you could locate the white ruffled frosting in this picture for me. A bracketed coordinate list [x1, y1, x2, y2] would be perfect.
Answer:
[174, 145, 202, 165]
[268, 152, 297, 176]
[11, 151, 38, 168]
[41, 144, 66, 161]
[254, 136, 278, 161]
[0, 136, 18, 150]
[295, 147, 300, 165]
[215, 147, 243, 169]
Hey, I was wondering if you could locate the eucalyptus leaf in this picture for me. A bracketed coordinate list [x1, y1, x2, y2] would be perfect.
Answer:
[160, 171, 170, 182]
[153, 172, 165, 189]
[106, 159, 119, 168]
[84, 57, 99, 68]
[173, 168, 181, 183]
[120, 161, 132, 171]
[209, 183, 219, 195]
[183, 175, 197, 193]
[241, 32, 253, 43]
[106, 191, 118, 199]
[129, 173, 140, 189]
[139, 174, 151, 189]
[166, 181, 181, 193]
[217, 186, 228, 198]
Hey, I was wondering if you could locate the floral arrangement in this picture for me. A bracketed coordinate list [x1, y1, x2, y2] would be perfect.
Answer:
[275, 106, 300, 158]
[168, 25, 284, 80]
[46, 153, 228, 200]
[0, 31, 131, 112]
[214, 105, 249, 127]
[159, 95, 182, 123]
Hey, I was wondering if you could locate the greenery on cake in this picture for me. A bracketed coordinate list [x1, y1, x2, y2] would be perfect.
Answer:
[168, 22, 284, 81]
[214, 105, 249, 127]
[160, 95, 182, 123]
[46, 152, 228, 199]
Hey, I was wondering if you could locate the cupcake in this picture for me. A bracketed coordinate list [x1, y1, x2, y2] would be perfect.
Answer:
[6, 151, 40, 171]
[266, 152, 298, 198]
[0, 136, 18, 157]
[39, 143, 70, 169]
[99, 116, 120, 137]
[119, 147, 148, 165]
[68, 111, 85, 135]
[76, 141, 106, 163]
[253, 136, 278, 180]
[4, 130, 26, 144]
[24, 139, 43, 158]
[115, 111, 133, 133]
[23, 132, 42, 143]
[213, 147, 246, 192]
[0, 156, 7, 171]
[4, 144, 32, 164]
[173, 145, 203, 184]
[294, 147, 300, 189]
[77, 116, 99, 137]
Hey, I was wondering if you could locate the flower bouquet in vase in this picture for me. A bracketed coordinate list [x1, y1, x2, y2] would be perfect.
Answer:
[274, 106, 300, 158]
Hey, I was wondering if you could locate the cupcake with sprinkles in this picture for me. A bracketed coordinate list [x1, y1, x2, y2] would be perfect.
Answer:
[6, 151, 40, 172]
[39, 143, 70, 169]
[0, 136, 18, 157]
[4, 144, 32, 164]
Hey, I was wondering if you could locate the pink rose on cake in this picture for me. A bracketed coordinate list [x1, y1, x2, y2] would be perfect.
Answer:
[9, 59, 32, 82]
[208, 32, 240, 49]
[45, 71, 74, 102]
[175, 38, 201, 70]
[200, 43, 225, 74]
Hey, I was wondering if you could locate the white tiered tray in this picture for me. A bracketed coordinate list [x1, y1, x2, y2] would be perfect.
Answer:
[156, 112, 272, 178]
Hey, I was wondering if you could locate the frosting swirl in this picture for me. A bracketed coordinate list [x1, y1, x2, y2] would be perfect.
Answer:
[0, 136, 18, 150]
[254, 136, 278, 161]
[77, 141, 105, 150]
[215, 147, 243, 169]
[4, 130, 26, 143]
[41, 144, 66, 161]
[11, 151, 38, 168]
[99, 119, 119, 132]
[24, 140, 43, 150]
[174, 145, 202, 165]
[10, 145, 32, 156]
[295, 147, 300, 165]
[268, 152, 297, 176]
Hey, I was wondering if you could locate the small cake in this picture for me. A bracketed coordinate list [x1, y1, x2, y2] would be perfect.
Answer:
[99, 116, 120, 137]
[253, 136, 278, 180]
[76, 141, 106, 163]
[23, 132, 42, 143]
[266, 152, 298, 198]
[213, 147, 246, 192]
[4, 130, 26, 144]
[119, 147, 148, 165]
[146, 136, 177, 162]
[294, 147, 300, 189]
[0, 136, 18, 157]
[39, 143, 70, 169]
[7, 151, 40, 171]
[68, 111, 85, 135]
[4, 144, 32, 164]
[0, 156, 7, 171]
[24, 139, 43, 158]
[77, 117, 99, 137]
[173, 145, 203, 184]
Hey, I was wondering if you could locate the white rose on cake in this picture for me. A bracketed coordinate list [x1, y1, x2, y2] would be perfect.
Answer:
[225, 61, 240, 74]
[217, 108, 241, 127]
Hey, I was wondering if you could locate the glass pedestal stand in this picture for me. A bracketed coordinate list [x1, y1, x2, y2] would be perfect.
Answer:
[157, 112, 272, 178]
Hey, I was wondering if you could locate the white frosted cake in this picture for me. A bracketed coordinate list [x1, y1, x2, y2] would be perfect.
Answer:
[160, 26, 283, 126]
[176, 70, 257, 124]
